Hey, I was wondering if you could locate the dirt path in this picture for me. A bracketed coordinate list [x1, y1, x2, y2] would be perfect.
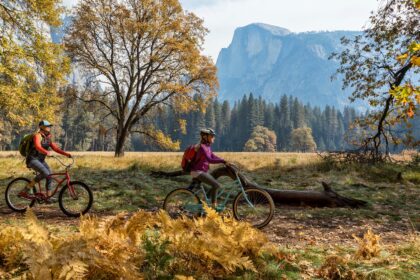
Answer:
[264, 209, 415, 247]
[1, 205, 414, 248]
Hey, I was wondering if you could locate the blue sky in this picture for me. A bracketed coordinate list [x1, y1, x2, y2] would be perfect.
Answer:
[63, 0, 379, 61]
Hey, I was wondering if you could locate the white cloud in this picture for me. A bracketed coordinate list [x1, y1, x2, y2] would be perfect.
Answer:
[62, 0, 379, 61]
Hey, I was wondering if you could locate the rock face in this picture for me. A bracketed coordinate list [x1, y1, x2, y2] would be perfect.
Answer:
[216, 23, 361, 108]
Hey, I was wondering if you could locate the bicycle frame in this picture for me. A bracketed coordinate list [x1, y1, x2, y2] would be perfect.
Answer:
[191, 168, 254, 211]
[33, 171, 70, 200]
[31, 157, 77, 201]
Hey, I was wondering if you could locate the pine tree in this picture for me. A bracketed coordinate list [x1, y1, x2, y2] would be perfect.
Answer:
[219, 100, 231, 149]
[323, 106, 336, 150]
[335, 111, 345, 150]
[205, 100, 216, 131]
[293, 98, 305, 128]
[277, 95, 292, 151]
[264, 103, 275, 130]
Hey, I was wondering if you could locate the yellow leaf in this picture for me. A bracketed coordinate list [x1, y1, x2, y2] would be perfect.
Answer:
[175, 276, 195, 280]
[411, 56, 420, 67]
[396, 53, 408, 63]
[407, 105, 415, 118]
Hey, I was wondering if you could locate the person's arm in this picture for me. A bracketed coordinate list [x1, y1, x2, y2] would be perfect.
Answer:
[210, 152, 226, 163]
[201, 145, 225, 164]
[33, 134, 50, 156]
[50, 140, 71, 157]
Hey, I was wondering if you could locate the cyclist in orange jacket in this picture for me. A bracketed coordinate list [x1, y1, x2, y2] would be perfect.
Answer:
[19, 120, 72, 200]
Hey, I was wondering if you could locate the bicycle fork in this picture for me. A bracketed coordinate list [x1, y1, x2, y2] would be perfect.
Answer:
[236, 177, 255, 208]
[65, 174, 79, 200]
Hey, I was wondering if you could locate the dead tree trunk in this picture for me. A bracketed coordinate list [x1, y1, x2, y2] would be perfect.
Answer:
[152, 167, 367, 208]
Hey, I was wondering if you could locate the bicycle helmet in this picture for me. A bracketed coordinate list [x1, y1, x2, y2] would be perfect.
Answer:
[200, 128, 216, 136]
[39, 120, 53, 127]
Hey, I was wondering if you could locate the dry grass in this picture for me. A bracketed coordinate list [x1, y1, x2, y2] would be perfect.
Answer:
[0, 150, 412, 170]
[0, 151, 321, 177]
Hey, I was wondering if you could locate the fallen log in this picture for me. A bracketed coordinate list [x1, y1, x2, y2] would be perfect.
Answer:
[151, 167, 367, 208]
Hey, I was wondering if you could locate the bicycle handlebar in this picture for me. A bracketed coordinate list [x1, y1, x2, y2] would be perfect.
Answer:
[225, 162, 239, 175]
[52, 155, 74, 169]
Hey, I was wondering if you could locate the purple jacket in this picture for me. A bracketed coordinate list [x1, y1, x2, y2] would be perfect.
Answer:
[190, 144, 225, 172]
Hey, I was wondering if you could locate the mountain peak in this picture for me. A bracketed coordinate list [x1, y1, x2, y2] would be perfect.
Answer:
[216, 25, 361, 108]
[242, 23, 291, 36]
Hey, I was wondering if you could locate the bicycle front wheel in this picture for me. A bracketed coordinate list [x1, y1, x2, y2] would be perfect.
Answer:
[233, 188, 274, 229]
[5, 178, 36, 212]
[59, 181, 93, 217]
[163, 188, 202, 219]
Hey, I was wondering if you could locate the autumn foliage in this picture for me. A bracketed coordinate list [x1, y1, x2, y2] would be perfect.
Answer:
[392, 41, 420, 118]
[243, 126, 277, 152]
[0, 0, 70, 126]
[0, 206, 283, 279]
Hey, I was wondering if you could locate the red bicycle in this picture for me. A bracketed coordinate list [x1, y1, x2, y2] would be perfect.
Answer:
[5, 156, 93, 217]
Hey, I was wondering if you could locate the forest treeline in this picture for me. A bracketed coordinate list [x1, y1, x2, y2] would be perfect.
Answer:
[0, 92, 360, 152]
[145, 94, 359, 152]
[1, 91, 418, 152]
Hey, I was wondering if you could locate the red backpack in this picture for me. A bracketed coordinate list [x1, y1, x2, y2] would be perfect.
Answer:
[181, 144, 200, 172]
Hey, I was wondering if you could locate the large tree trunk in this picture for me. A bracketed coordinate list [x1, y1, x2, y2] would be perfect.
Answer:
[151, 167, 367, 208]
[115, 124, 129, 157]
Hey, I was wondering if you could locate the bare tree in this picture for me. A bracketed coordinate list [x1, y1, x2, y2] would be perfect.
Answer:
[65, 0, 218, 157]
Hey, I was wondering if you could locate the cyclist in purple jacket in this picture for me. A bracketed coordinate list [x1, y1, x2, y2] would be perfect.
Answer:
[190, 128, 227, 208]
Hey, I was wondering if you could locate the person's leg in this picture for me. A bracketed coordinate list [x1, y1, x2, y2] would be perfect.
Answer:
[196, 172, 221, 206]
[23, 159, 41, 194]
[26, 159, 51, 193]
[40, 161, 53, 196]
[41, 161, 52, 196]
[22, 178, 36, 195]
[23, 172, 36, 194]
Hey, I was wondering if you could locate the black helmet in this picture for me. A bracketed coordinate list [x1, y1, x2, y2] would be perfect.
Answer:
[200, 128, 216, 136]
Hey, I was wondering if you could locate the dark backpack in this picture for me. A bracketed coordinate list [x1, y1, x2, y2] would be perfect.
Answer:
[181, 144, 200, 172]
[18, 133, 35, 157]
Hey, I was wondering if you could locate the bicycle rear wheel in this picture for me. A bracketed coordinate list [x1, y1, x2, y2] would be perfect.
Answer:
[163, 188, 202, 219]
[233, 188, 274, 229]
[59, 181, 93, 217]
[5, 178, 36, 212]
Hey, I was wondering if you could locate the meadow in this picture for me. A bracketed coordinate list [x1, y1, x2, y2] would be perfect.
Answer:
[0, 151, 419, 279]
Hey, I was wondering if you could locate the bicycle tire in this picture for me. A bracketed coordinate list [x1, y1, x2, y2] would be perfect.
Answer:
[5, 177, 36, 212]
[58, 181, 93, 217]
[163, 188, 202, 219]
[232, 188, 275, 229]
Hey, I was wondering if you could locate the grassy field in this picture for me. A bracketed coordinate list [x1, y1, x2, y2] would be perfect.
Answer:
[0, 151, 419, 279]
